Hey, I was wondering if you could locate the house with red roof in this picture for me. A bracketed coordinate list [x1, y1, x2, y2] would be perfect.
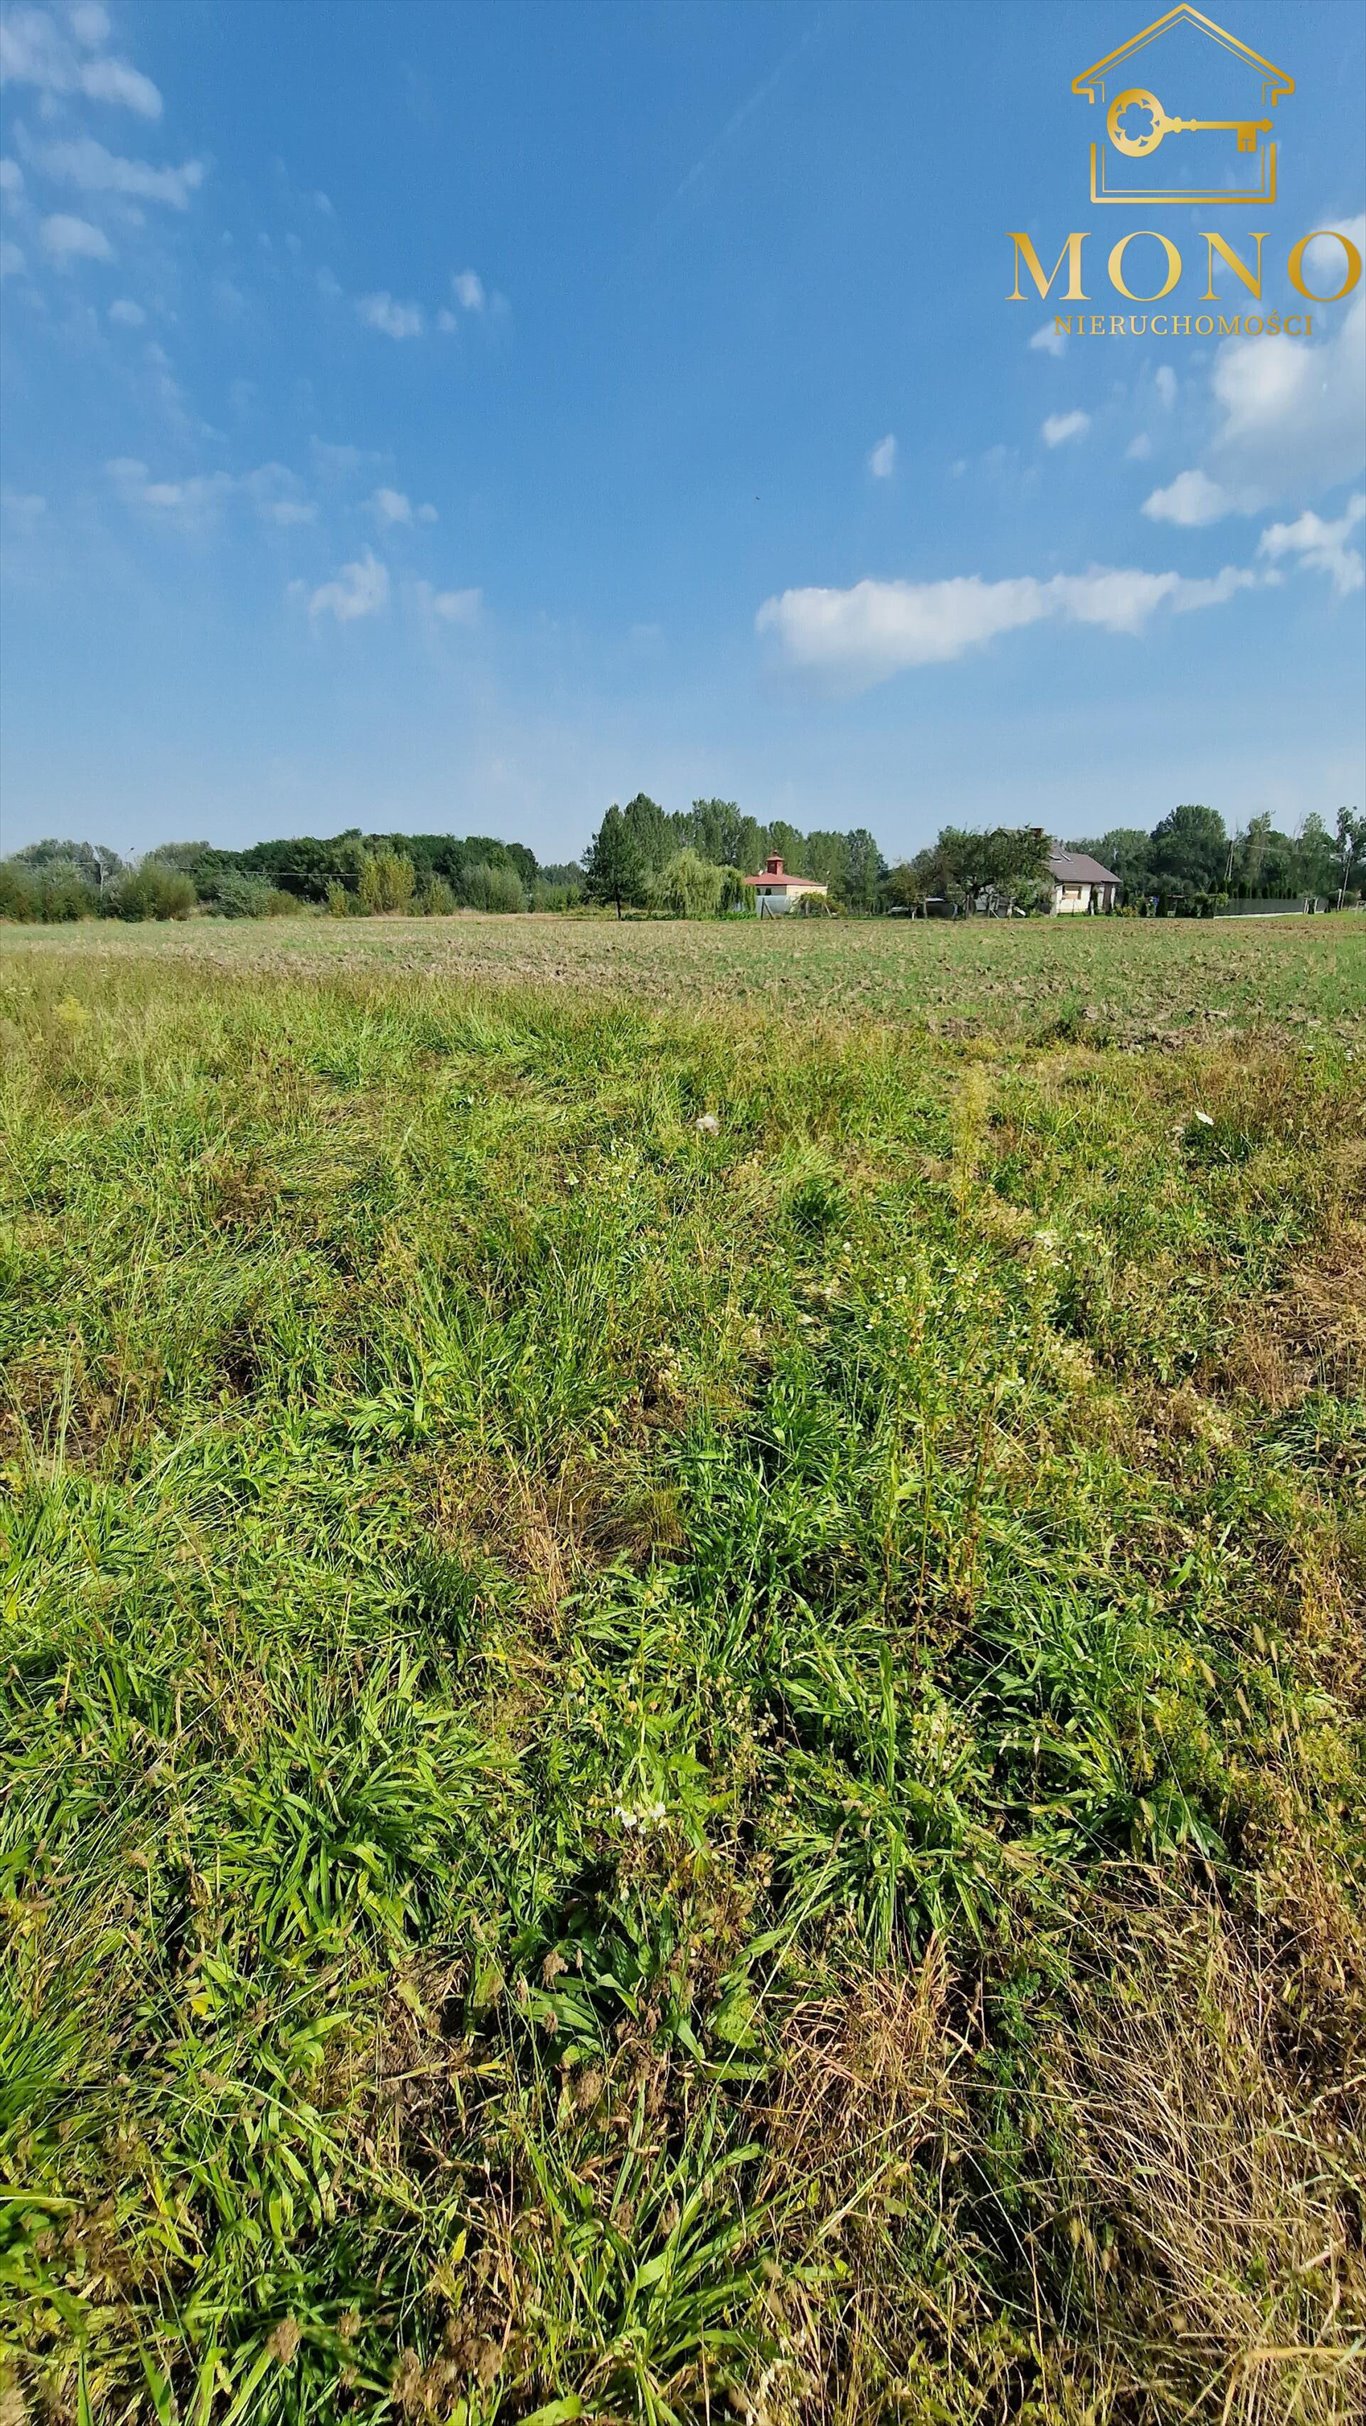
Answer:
[740, 854, 830, 915]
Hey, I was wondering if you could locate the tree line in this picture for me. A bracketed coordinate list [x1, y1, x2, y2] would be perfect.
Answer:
[581, 796, 885, 918]
[0, 831, 580, 924]
[1063, 804, 1364, 913]
[2, 799, 1360, 924]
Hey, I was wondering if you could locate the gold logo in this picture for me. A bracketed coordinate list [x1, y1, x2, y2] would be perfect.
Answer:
[1073, 5, 1293, 205]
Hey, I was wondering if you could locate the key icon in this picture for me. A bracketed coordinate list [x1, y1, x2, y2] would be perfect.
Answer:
[1107, 86, 1273, 157]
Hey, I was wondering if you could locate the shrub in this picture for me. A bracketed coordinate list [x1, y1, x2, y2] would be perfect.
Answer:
[209, 872, 275, 919]
[462, 860, 525, 913]
[326, 880, 350, 918]
[358, 851, 417, 914]
[418, 877, 457, 915]
[103, 860, 197, 921]
[0, 856, 100, 921]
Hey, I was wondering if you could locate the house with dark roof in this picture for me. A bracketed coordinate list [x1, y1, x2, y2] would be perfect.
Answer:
[1049, 849, 1121, 915]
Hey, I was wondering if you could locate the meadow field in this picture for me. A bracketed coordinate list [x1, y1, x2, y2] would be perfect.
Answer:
[1, 914, 1363, 2425]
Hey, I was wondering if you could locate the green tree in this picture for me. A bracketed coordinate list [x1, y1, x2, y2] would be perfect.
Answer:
[648, 848, 725, 919]
[1149, 803, 1227, 895]
[620, 793, 672, 873]
[841, 828, 885, 913]
[1333, 806, 1364, 907]
[584, 805, 645, 918]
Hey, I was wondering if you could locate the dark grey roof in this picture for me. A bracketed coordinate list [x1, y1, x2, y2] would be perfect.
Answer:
[1049, 849, 1120, 885]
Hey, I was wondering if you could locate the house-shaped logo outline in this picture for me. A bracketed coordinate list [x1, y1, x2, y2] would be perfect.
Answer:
[1072, 7, 1294, 205]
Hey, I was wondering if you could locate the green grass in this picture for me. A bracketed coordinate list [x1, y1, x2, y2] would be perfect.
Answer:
[1, 920, 1363, 2425]
[9, 907, 1364, 1044]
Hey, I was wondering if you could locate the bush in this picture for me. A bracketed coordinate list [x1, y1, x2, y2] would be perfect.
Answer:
[418, 877, 457, 916]
[209, 872, 275, 919]
[104, 860, 197, 921]
[357, 851, 417, 914]
[0, 856, 100, 921]
[462, 860, 525, 913]
[326, 881, 350, 918]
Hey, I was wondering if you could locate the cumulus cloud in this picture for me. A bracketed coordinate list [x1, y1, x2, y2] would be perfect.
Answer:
[28, 136, 205, 209]
[867, 433, 897, 479]
[356, 290, 424, 339]
[755, 563, 1258, 688]
[107, 293, 145, 324]
[0, 5, 162, 116]
[40, 211, 112, 263]
[1257, 494, 1365, 596]
[1029, 320, 1066, 358]
[1139, 224, 1365, 523]
[1126, 432, 1153, 461]
[1142, 467, 1232, 526]
[1042, 409, 1090, 447]
[308, 549, 389, 621]
[452, 268, 485, 312]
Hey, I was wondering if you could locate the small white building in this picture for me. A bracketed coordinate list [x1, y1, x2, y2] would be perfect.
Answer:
[1049, 849, 1120, 915]
[741, 853, 830, 914]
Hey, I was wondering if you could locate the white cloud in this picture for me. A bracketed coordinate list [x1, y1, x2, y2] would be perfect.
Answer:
[1258, 494, 1365, 596]
[107, 294, 145, 324]
[416, 501, 438, 524]
[1126, 432, 1153, 461]
[452, 268, 485, 311]
[1143, 225, 1365, 522]
[106, 455, 316, 531]
[1029, 320, 1066, 358]
[1154, 365, 1177, 408]
[29, 136, 205, 209]
[75, 54, 160, 115]
[868, 433, 897, 479]
[429, 585, 480, 622]
[241, 464, 315, 526]
[308, 549, 389, 621]
[39, 211, 112, 263]
[436, 306, 457, 332]
[369, 485, 412, 524]
[106, 455, 232, 525]
[0, 236, 24, 276]
[1042, 410, 1090, 447]
[356, 290, 424, 339]
[0, 156, 22, 194]
[0, 6, 161, 116]
[756, 562, 1257, 688]
[1142, 467, 1232, 526]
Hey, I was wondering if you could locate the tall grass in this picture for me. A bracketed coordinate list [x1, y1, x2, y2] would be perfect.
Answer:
[1, 945, 1362, 2423]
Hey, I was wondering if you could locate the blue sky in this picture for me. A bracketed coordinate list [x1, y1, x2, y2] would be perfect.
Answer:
[1, 0, 1362, 865]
